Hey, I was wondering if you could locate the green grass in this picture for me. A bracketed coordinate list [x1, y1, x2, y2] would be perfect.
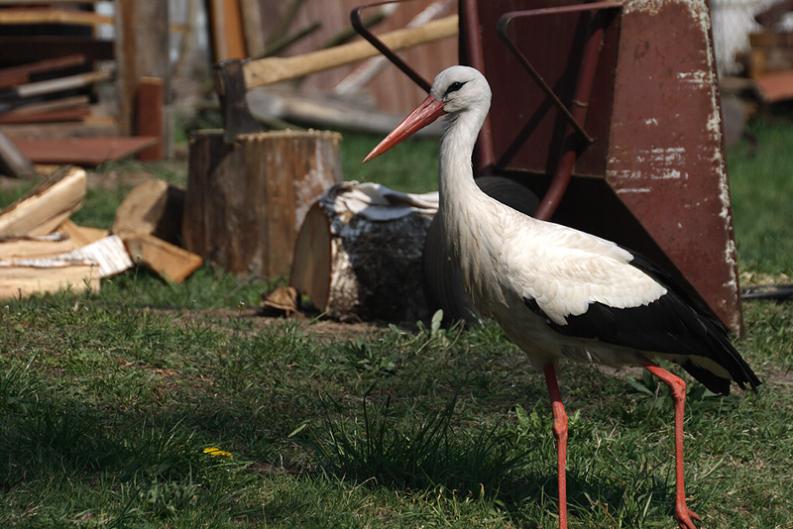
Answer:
[0, 122, 792, 528]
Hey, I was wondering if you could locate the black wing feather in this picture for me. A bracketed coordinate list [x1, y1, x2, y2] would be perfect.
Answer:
[524, 252, 761, 395]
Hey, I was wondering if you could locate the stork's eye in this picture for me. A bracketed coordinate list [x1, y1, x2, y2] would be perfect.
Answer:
[444, 81, 466, 96]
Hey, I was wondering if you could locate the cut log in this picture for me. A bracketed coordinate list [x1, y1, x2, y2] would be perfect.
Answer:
[184, 129, 342, 279]
[0, 166, 86, 237]
[112, 178, 184, 244]
[0, 260, 99, 301]
[290, 183, 437, 323]
[124, 233, 202, 283]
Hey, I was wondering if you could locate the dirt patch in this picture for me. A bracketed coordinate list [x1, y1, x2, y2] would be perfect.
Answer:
[153, 307, 386, 342]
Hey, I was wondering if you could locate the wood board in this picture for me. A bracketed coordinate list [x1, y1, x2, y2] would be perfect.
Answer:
[13, 137, 157, 165]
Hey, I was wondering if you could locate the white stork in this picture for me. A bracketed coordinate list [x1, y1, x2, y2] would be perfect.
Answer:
[364, 66, 760, 529]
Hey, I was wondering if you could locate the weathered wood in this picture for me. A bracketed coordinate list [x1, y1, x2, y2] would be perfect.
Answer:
[290, 184, 434, 323]
[124, 233, 202, 283]
[184, 129, 342, 279]
[0, 54, 86, 89]
[113, 178, 184, 244]
[0, 107, 89, 125]
[0, 166, 86, 237]
[0, 129, 35, 178]
[115, 0, 170, 136]
[239, 0, 266, 58]
[243, 15, 458, 88]
[206, 0, 247, 61]
[135, 77, 165, 161]
[12, 137, 157, 165]
[0, 9, 113, 26]
[0, 233, 78, 259]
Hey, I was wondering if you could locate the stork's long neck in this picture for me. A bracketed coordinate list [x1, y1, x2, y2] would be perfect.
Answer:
[438, 104, 491, 249]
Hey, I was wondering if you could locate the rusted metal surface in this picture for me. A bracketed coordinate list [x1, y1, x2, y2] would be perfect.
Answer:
[495, 4, 617, 220]
[460, 0, 741, 333]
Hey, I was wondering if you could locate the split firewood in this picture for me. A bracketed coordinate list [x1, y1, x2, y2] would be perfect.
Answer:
[0, 166, 86, 237]
[123, 233, 202, 283]
[0, 221, 108, 260]
[0, 235, 133, 300]
[290, 182, 437, 323]
[0, 260, 99, 300]
[112, 178, 184, 244]
[57, 220, 109, 246]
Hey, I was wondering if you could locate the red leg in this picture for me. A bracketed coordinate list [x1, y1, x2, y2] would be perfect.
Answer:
[544, 363, 569, 529]
[645, 363, 702, 529]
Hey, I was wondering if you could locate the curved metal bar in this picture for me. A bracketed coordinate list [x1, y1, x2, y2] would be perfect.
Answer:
[350, 0, 433, 93]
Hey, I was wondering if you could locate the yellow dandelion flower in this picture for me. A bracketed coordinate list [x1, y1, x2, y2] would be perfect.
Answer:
[203, 446, 232, 458]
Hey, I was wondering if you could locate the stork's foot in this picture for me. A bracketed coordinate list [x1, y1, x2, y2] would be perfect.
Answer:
[674, 504, 701, 529]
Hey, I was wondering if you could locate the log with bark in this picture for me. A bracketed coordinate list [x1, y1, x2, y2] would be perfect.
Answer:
[184, 129, 342, 279]
[290, 182, 438, 323]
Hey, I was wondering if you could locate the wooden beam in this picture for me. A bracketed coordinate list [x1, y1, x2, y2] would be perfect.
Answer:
[115, 0, 170, 136]
[134, 77, 164, 161]
[243, 15, 458, 88]
[0, 9, 113, 26]
[207, 0, 247, 61]
[0, 54, 86, 89]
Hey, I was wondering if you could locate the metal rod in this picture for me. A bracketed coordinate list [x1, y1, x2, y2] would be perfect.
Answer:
[534, 11, 609, 221]
[350, 0, 433, 93]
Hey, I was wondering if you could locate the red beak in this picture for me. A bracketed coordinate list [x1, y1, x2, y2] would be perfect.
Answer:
[363, 95, 445, 163]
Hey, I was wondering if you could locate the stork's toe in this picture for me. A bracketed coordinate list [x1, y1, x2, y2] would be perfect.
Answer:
[675, 506, 701, 529]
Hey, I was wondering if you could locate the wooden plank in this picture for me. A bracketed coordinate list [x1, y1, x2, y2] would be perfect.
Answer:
[755, 70, 793, 102]
[243, 15, 458, 88]
[0, 167, 86, 237]
[0, 107, 89, 125]
[115, 0, 170, 136]
[0, 9, 113, 26]
[0, 0, 101, 4]
[14, 69, 111, 99]
[135, 77, 164, 161]
[0, 37, 113, 64]
[0, 129, 34, 178]
[0, 54, 86, 89]
[0, 95, 89, 116]
[207, 0, 247, 61]
[124, 233, 202, 283]
[1, 119, 118, 140]
[239, 0, 266, 58]
[13, 137, 157, 165]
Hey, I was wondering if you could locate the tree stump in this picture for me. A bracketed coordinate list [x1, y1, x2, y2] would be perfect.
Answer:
[184, 129, 342, 278]
[290, 182, 436, 323]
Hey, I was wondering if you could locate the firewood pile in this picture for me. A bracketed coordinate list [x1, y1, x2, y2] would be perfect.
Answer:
[0, 1, 169, 177]
[0, 167, 203, 300]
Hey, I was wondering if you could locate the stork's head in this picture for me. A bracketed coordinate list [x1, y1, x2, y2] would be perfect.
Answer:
[363, 66, 490, 162]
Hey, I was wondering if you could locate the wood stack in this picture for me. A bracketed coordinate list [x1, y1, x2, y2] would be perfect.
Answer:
[0, 1, 168, 171]
[0, 166, 131, 300]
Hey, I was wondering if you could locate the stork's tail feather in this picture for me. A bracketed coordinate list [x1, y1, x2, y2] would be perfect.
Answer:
[682, 326, 761, 395]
